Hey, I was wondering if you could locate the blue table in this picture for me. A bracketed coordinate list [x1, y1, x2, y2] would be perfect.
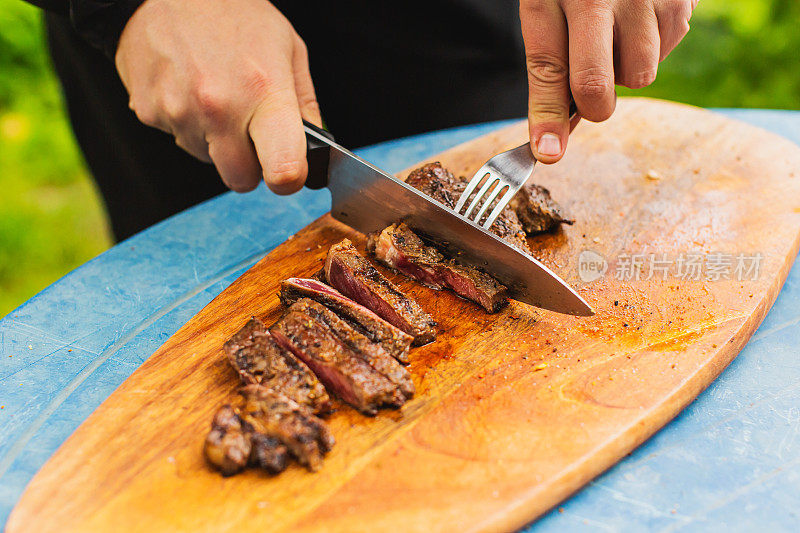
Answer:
[2, 109, 800, 531]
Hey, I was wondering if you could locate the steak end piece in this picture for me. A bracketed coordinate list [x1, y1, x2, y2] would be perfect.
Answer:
[405, 162, 531, 254]
[508, 183, 574, 234]
[204, 404, 255, 477]
[280, 278, 413, 364]
[223, 317, 331, 415]
[368, 223, 508, 313]
[324, 239, 436, 345]
[250, 433, 290, 474]
[239, 385, 334, 472]
[204, 385, 333, 476]
[271, 300, 411, 415]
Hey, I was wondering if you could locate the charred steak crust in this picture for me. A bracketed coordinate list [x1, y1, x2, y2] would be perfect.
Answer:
[405, 162, 531, 254]
[271, 301, 409, 416]
[368, 223, 508, 313]
[223, 317, 331, 415]
[280, 278, 413, 364]
[508, 183, 574, 234]
[405, 161, 460, 208]
[324, 239, 437, 345]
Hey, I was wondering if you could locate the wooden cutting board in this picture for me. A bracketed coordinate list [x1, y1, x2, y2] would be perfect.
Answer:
[8, 98, 800, 532]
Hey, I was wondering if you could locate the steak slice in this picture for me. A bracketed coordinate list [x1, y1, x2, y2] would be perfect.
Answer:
[508, 183, 574, 234]
[405, 162, 531, 254]
[290, 298, 414, 399]
[325, 239, 436, 345]
[271, 301, 407, 415]
[238, 385, 334, 472]
[280, 278, 413, 364]
[368, 223, 509, 313]
[223, 317, 331, 414]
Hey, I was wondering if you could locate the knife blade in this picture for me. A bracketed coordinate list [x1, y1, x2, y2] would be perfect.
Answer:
[303, 122, 593, 316]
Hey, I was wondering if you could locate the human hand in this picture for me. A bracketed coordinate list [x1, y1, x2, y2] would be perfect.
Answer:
[521, 0, 697, 163]
[116, 0, 321, 194]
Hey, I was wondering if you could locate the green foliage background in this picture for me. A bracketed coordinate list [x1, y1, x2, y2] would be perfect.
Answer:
[0, 0, 798, 318]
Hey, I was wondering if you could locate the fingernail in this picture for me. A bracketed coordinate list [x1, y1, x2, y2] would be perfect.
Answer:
[537, 133, 561, 157]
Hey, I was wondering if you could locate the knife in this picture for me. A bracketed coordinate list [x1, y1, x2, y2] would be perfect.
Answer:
[303, 121, 593, 316]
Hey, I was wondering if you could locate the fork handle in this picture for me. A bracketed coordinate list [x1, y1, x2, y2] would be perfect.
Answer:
[568, 98, 578, 120]
[304, 120, 335, 190]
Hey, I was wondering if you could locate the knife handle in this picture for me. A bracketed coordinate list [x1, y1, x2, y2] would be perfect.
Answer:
[304, 120, 335, 190]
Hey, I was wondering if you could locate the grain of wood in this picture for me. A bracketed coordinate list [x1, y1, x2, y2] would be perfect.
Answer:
[8, 98, 800, 533]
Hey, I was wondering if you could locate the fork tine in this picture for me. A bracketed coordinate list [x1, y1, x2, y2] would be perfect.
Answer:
[463, 175, 500, 220]
[481, 186, 517, 229]
[473, 182, 509, 225]
[454, 165, 490, 214]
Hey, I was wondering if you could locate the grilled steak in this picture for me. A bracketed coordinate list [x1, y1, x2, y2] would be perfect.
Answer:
[325, 239, 436, 345]
[223, 317, 331, 414]
[368, 223, 508, 312]
[271, 299, 410, 415]
[405, 161, 460, 207]
[204, 404, 256, 476]
[280, 278, 413, 363]
[508, 183, 574, 233]
[290, 298, 414, 399]
[405, 162, 531, 253]
[249, 433, 290, 474]
[238, 384, 334, 472]
[204, 385, 334, 475]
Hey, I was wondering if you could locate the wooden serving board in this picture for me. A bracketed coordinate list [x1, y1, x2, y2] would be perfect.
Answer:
[9, 99, 800, 532]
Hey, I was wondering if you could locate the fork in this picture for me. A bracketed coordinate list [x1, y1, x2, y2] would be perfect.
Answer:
[454, 102, 578, 229]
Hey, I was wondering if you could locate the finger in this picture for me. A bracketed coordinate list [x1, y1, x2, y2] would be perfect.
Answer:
[292, 34, 323, 127]
[614, 4, 661, 88]
[247, 68, 307, 195]
[656, 0, 693, 60]
[520, 0, 571, 164]
[563, 0, 616, 122]
[207, 132, 262, 192]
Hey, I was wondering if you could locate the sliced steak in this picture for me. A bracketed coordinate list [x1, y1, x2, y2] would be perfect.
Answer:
[223, 317, 331, 414]
[405, 162, 531, 254]
[324, 239, 436, 345]
[280, 278, 413, 363]
[368, 223, 508, 313]
[204, 401, 291, 476]
[508, 183, 574, 234]
[290, 298, 414, 399]
[204, 385, 333, 476]
[238, 385, 334, 472]
[271, 301, 407, 415]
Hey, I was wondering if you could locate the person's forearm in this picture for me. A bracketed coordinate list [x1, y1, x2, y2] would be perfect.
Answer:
[23, 0, 146, 59]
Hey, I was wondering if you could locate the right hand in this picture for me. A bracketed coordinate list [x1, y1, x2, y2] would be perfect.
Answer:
[115, 0, 321, 194]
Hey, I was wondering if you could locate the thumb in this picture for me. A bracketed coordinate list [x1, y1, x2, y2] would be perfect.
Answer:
[520, 0, 572, 164]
